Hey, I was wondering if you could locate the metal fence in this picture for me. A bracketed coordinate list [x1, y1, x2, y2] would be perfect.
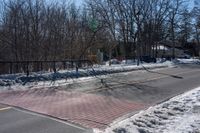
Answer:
[0, 60, 93, 76]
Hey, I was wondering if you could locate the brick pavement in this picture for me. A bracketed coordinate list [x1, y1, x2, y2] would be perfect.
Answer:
[0, 88, 145, 129]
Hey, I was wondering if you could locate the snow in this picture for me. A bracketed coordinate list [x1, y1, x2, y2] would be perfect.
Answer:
[94, 87, 200, 133]
[0, 58, 199, 90]
[0, 61, 174, 89]
[175, 58, 200, 64]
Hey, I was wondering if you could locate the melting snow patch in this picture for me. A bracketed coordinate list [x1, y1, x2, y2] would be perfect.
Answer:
[94, 87, 200, 133]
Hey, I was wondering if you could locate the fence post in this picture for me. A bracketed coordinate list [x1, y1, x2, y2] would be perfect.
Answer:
[53, 61, 56, 73]
[37, 61, 40, 71]
[10, 62, 13, 74]
[63, 61, 66, 69]
[71, 61, 73, 68]
[40, 62, 43, 71]
[26, 61, 29, 77]
[76, 61, 79, 78]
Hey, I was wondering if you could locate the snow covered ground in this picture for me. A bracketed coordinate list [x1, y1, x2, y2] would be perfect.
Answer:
[0, 58, 199, 90]
[0, 61, 174, 88]
[175, 58, 200, 64]
[94, 87, 200, 133]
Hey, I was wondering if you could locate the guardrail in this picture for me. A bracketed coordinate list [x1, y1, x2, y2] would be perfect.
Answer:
[0, 60, 93, 76]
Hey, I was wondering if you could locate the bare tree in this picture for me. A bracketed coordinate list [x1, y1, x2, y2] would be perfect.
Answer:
[168, 0, 183, 59]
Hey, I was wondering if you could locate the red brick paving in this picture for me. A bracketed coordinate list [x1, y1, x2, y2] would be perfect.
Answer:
[0, 88, 145, 129]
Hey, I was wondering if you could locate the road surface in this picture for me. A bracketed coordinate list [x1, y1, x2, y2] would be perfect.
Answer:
[88, 64, 200, 105]
[0, 64, 200, 132]
[0, 105, 88, 133]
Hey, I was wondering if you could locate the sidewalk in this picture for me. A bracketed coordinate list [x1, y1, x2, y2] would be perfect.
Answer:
[0, 88, 145, 129]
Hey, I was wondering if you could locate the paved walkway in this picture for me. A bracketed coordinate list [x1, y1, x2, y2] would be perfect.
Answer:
[0, 88, 145, 129]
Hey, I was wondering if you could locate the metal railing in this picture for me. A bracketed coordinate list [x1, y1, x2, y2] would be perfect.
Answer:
[0, 60, 93, 76]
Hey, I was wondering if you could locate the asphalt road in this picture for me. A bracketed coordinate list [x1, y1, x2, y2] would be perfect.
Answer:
[90, 64, 200, 105]
[0, 106, 88, 133]
[52, 63, 200, 106]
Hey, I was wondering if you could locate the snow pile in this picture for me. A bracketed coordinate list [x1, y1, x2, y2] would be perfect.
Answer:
[101, 61, 173, 71]
[175, 58, 200, 64]
[94, 87, 200, 133]
[0, 61, 173, 87]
